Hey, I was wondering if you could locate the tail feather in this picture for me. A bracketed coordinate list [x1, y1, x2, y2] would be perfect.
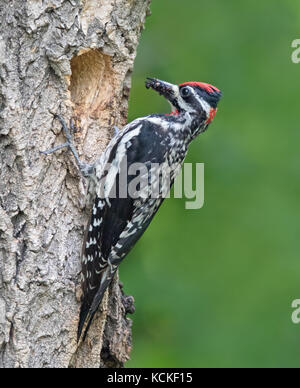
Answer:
[81, 310, 97, 342]
[77, 268, 115, 342]
[77, 302, 90, 342]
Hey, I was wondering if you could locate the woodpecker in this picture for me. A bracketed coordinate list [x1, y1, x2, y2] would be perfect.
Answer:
[42, 78, 222, 341]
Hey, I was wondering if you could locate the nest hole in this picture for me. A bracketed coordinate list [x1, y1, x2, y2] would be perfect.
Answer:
[69, 49, 117, 133]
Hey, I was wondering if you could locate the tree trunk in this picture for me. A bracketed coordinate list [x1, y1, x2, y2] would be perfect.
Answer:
[0, 0, 151, 368]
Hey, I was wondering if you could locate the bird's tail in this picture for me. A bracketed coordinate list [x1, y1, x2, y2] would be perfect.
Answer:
[77, 267, 116, 342]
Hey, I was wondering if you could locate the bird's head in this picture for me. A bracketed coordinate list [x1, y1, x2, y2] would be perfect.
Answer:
[146, 78, 222, 136]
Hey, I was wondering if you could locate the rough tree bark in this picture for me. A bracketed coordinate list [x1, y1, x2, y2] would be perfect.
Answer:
[0, 0, 151, 368]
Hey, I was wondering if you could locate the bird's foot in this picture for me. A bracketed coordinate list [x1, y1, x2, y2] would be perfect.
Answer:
[41, 114, 94, 177]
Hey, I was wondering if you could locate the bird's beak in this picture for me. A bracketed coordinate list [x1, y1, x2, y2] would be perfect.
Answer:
[145, 78, 177, 103]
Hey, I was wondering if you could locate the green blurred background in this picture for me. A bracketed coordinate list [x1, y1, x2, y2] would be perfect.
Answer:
[121, 0, 300, 367]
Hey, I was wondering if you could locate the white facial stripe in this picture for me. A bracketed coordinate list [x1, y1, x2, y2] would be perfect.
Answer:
[198, 96, 211, 116]
[184, 87, 211, 117]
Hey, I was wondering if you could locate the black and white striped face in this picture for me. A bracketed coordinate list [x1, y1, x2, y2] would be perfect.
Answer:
[146, 78, 222, 126]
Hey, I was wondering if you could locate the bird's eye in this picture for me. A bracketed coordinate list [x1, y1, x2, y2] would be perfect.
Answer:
[180, 87, 191, 98]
